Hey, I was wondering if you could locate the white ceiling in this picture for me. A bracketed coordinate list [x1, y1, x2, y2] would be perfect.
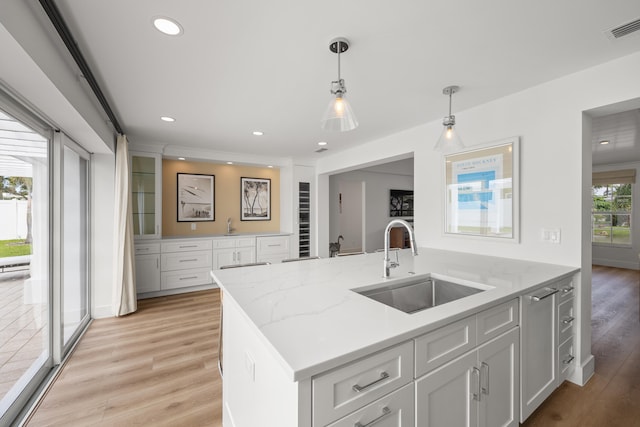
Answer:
[54, 0, 640, 161]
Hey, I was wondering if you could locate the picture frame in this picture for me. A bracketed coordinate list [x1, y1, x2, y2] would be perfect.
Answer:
[241, 177, 271, 221]
[444, 137, 519, 240]
[389, 189, 414, 217]
[177, 173, 215, 222]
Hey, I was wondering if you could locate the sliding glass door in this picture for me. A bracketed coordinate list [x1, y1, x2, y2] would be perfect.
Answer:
[62, 144, 90, 349]
[0, 107, 52, 424]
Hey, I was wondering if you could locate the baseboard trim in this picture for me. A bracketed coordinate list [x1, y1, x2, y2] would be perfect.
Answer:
[568, 354, 595, 386]
[592, 258, 639, 270]
[92, 304, 114, 319]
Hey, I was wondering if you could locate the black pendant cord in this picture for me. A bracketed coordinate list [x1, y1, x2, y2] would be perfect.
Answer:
[38, 0, 124, 135]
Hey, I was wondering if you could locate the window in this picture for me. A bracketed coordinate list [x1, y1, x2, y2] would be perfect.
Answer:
[592, 183, 632, 245]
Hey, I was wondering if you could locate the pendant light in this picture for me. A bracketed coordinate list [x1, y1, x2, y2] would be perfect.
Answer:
[434, 85, 464, 152]
[321, 37, 358, 132]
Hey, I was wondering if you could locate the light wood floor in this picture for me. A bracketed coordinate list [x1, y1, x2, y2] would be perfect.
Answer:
[26, 266, 639, 426]
[26, 290, 221, 427]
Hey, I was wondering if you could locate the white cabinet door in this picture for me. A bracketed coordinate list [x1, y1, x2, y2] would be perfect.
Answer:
[135, 254, 160, 293]
[520, 287, 557, 422]
[416, 351, 477, 427]
[235, 246, 255, 265]
[477, 328, 519, 427]
[130, 152, 161, 239]
[213, 248, 236, 269]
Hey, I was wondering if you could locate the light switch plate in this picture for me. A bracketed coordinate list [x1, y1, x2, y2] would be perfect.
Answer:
[191, 223, 196, 231]
[541, 228, 561, 244]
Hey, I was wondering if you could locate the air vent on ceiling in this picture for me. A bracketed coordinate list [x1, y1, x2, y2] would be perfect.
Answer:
[315, 147, 328, 153]
[607, 18, 640, 39]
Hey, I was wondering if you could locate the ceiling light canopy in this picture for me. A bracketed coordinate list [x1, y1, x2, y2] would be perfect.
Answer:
[434, 85, 464, 153]
[321, 37, 358, 132]
[161, 116, 175, 122]
[599, 140, 610, 145]
[252, 131, 264, 136]
[153, 17, 183, 36]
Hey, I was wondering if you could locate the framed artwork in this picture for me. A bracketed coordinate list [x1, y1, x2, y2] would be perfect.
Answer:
[241, 177, 271, 221]
[390, 189, 414, 217]
[177, 173, 215, 222]
[444, 137, 519, 240]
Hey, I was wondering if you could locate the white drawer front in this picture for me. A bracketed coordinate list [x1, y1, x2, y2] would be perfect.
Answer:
[236, 237, 256, 248]
[135, 242, 161, 255]
[558, 337, 575, 381]
[477, 298, 519, 345]
[161, 268, 212, 290]
[557, 277, 575, 303]
[326, 383, 414, 427]
[257, 236, 290, 254]
[162, 239, 212, 253]
[161, 251, 212, 271]
[558, 298, 575, 344]
[414, 315, 476, 377]
[212, 238, 237, 249]
[312, 341, 414, 427]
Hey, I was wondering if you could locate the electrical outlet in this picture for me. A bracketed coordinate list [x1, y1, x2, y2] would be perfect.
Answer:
[191, 223, 196, 231]
[541, 228, 561, 244]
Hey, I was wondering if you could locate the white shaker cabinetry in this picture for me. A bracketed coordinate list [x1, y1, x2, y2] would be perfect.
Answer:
[212, 237, 256, 269]
[520, 275, 574, 422]
[134, 242, 161, 293]
[160, 239, 213, 290]
[256, 235, 290, 264]
[415, 299, 519, 427]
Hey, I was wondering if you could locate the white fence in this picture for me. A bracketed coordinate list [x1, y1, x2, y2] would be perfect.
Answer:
[0, 200, 28, 240]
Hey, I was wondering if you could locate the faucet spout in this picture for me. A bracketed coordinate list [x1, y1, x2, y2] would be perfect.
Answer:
[383, 219, 418, 278]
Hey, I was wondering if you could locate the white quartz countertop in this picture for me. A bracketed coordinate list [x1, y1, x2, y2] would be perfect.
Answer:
[146, 232, 291, 241]
[211, 248, 579, 381]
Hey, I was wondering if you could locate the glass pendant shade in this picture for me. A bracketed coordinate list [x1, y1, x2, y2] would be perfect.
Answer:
[434, 121, 464, 153]
[321, 94, 358, 132]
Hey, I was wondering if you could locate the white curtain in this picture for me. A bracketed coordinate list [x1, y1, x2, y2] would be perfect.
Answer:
[113, 134, 137, 316]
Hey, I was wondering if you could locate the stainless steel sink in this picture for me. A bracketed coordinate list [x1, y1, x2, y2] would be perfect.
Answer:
[354, 276, 488, 314]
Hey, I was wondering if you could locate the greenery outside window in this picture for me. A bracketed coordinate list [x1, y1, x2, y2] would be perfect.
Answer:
[592, 183, 632, 245]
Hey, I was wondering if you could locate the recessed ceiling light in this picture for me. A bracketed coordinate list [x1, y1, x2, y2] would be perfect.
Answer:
[227, 161, 233, 165]
[153, 17, 183, 36]
[599, 140, 610, 145]
[178, 157, 185, 160]
[318, 141, 328, 146]
[161, 116, 175, 122]
[252, 131, 264, 136]
[267, 165, 273, 168]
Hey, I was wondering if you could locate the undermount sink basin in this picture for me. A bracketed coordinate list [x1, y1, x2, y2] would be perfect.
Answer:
[354, 276, 490, 314]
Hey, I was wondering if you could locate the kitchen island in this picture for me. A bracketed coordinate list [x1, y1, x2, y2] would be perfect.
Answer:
[212, 248, 579, 427]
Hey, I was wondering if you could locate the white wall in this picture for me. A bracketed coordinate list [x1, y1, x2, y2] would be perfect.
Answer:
[329, 170, 413, 253]
[592, 161, 640, 270]
[316, 51, 640, 386]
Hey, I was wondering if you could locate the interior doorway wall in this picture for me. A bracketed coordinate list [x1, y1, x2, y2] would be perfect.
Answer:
[330, 180, 365, 254]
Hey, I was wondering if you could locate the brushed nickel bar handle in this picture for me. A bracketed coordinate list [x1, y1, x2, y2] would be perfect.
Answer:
[472, 367, 481, 401]
[352, 372, 390, 393]
[179, 245, 198, 248]
[179, 258, 198, 262]
[179, 276, 198, 280]
[563, 355, 575, 364]
[562, 316, 575, 324]
[561, 286, 575, 293]
[354, 407, 391, 427]
[481, 362, 490, 395]
[531, 288, 559, 301]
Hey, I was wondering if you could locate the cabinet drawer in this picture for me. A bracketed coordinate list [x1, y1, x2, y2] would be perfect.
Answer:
[326, 383, 414, 427]
[257, 236, 290, 254]
[415, 316, 476, 377]
[312, 341, 413, 427]
[162, 239, 212, 253]
[161, 268, 212, 290]
[558, 298, 575, 344]
[236, 237, 256, 248]
[558, 337, 575, 381]
[556, 276, 574, 303]
[477, 298, 519, 345]
[135, 242, 160, 255]
[161, 251, 212, 271]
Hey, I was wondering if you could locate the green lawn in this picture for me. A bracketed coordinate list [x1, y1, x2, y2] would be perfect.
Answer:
[0, 239, 32, 257]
